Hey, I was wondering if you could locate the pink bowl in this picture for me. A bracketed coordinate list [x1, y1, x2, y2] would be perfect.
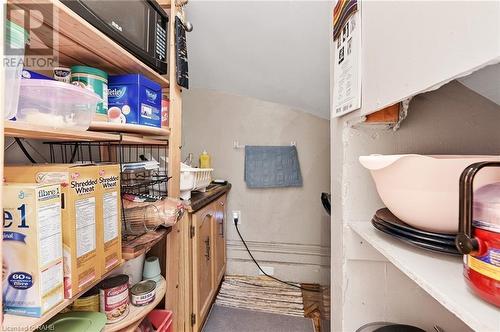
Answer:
[360, 154, 500, 233]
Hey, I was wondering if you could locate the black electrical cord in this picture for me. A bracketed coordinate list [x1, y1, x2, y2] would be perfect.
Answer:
[15, 138, 37, 164]
[234, 220, 321, 293]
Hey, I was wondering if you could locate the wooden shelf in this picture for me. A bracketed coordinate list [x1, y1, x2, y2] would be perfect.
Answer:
[5, 121, 168, 145]
[104, 277, 167, 332]
[158, 0, 188, 9]
[5, 121, 119, 142]
[89, 121, 171, 137]
[349, 222, 500, 332]
[122, 228, 170, 260]
[2, 261, 125, 331]
[8, 0, 169, 88]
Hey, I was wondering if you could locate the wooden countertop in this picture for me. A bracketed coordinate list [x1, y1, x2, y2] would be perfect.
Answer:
[186, 183, 232, 212]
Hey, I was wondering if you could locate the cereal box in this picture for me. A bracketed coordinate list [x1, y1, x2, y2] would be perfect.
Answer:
[96, 163, 122, 274]
[5, 164, 101, 298]
[2, 183, 64, 317]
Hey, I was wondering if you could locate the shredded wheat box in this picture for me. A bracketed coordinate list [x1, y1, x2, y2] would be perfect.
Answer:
[4, 164, 102, 298]
[2, 183, 64, 317]
[96, 163, 122, 273]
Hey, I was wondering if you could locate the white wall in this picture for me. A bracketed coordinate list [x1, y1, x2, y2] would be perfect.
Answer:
[182, 88, 331, 284]
[357, 0, 500, 116]
[458, 63, 500, 106]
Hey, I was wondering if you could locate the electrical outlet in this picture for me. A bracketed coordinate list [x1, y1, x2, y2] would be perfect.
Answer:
[258, 266, 274, 276]
[232, 210, 241, 225]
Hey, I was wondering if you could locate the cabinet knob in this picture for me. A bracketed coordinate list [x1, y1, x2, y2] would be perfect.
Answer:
[220, 201, 224, 206]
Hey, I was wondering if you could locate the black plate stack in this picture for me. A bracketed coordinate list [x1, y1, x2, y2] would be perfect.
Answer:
[372, 208, 460, 255]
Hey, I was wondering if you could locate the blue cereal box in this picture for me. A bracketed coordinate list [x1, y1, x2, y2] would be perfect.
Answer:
[107, 74, 162, 128]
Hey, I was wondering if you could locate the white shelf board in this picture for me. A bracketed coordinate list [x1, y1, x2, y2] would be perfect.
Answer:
[348, 222, 500, 332]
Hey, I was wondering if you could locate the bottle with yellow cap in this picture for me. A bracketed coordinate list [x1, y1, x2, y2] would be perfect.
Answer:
[199, 150, 211, 168]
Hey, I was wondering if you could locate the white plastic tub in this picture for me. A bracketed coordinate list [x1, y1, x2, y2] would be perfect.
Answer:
[16, 79, 101, 130]
[359, 154, 500, 233]
[180, 163, 213, 200]
[4, 21, 28, 120]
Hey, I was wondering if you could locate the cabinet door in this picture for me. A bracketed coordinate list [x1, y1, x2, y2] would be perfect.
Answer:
[192, 206, 215, 331]
[213, 195, 227, 286]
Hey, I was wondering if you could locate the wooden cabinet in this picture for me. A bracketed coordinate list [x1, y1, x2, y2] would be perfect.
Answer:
[192, 204, 215, 329]
[178, 192, 228, 332]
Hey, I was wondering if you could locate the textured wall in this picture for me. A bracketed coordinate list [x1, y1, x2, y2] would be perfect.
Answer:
[182, 88, 331, 284]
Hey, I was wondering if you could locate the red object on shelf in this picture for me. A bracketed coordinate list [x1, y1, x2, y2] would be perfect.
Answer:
[161, 98, 169, 128]
[463, 228, 500, 307]
[147, 309, 173, 332]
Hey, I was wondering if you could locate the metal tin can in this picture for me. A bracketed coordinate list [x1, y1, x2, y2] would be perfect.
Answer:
[70, 65, 108, 117]
[130, 280, 156, 306]
[99, 274, 130, 323]
[71, 287, 99, 312]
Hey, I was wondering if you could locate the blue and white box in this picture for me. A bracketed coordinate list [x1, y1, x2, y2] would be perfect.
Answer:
[108, 74, 162, 128]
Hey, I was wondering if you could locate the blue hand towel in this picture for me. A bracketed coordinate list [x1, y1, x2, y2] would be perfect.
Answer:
[244, 145, 303, 188]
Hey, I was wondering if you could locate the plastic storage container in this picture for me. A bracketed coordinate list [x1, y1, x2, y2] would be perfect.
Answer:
[147, 310, 173, 332]
[4, 20, 28, 120]
[16, 79, 101, 130]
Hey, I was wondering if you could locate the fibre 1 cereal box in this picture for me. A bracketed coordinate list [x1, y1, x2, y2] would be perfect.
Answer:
[5, 164, 101, 298]
[3, 183, 64, 317]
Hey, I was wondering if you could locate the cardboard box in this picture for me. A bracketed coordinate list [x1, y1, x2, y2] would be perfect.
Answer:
[5, 164, 101, 298]
[96, 163, 122, 274]
[3, 183, 64, 317]
[108, 74, 162, 128]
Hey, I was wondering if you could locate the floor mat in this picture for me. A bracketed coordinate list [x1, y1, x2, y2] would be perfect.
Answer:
[215, 275, 304, 317]
[202, 305, 315, 332]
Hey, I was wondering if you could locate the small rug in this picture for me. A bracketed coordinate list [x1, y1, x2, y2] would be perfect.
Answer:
[202, 305, 315, 332]
[215, 275, 305, 317]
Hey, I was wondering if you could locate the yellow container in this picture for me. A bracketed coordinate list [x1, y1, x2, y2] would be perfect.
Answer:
[199, 150, 211, 169]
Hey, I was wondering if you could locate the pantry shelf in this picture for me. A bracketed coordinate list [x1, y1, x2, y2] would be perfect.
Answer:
[89, 121, 171, 137]
[104, 277, 167, 332]
[122, 228, 171, 260]
[8, 0, 169, 88]
[348, 222, 500, 332]
[5, 121, 169, 145]
[2, 260, 125, 331]
[5, 121, 118, 142]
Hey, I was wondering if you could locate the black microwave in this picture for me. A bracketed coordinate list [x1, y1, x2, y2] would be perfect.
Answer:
[62, 0, 168, 74]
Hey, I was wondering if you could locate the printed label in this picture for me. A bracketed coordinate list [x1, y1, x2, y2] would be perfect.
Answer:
[41, 262, 63, 296]
[132, 291, 155, 306]
[145, 88, 158, 102]
[468, 253, 500, 281]
[71, 179, 97, 195]
[100, 284, 129, 322]
[103, 191, 118, 242]
[75, 198, 96, 258]
[35, 172, 69, 185]
[38, 203, 63, 266]
[8, 272, 33, 290]
[109, 86, 127, 99]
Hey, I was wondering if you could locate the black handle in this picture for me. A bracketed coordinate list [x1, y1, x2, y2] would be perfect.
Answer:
[219, 215, 224, 237]
[456, 161, 500, 254]
[204, 237, 210, 260]
[321, 193, 331, 216]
